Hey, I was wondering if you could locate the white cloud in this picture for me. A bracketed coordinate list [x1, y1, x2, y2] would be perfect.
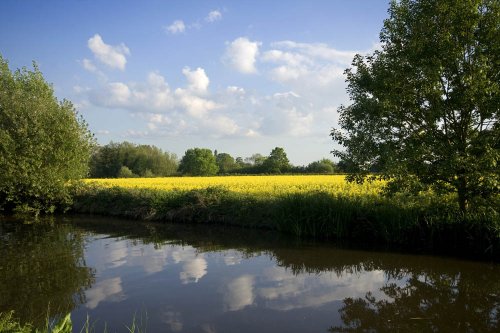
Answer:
[261, 49, 312, 67]
[259, 40, 366, 86]
[87, 68, 241, 138]
[80, 58, 106, 81]
[224, 37, 261, 74]
[87, 34, 130, 71]
[226, 86, 245, 95]
[90, 82, 131, 107]
[205, 10, 222, 23]
[175, 90, 220, 118]
[273, 91, 301, 99]
[82, 58, 97, 72]
[271, 40, 357, 65]
[269, 65, 309, 82]
[165, 20, 186, 34]
[84, 38, 365, 141]
[182, 67, 210, 94]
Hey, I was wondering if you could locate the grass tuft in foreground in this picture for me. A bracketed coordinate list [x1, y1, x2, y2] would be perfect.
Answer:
[0, 311, 147, 333]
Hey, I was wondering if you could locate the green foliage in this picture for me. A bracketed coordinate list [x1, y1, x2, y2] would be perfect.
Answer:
[215, 152, 237, 174]
[118, 166, 136, 178]
[262, 147, 290, 173]
[0, 311, 32, 333]
[90, 141, 178, 178]
[307, 159, 337, 174]
[178, 148, 218, 176]
[0, 311, 147, 333]
[0, 310, 72, 333]
[0, 56, 94, 214]
[331, 0, 500, 213]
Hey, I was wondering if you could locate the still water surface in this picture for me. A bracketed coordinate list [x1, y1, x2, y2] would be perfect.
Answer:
[1, 216, 499, 332]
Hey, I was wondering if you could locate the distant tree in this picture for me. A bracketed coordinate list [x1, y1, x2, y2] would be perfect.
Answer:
[245, 153, 266, 166]
[235, 157, 248, 168]
[0, 56, 94, 213]
[262, 147, 290, 174]
[178, 148, 218, 176]
[336, 159, 353, 173]
[90, 141, 177, 178]
[216, 153, 236, 174]
[331, 0, 499, 213]
[89, 142, 122, 178]
[118, 166, 135, 178]
[307, 159, 337, 174]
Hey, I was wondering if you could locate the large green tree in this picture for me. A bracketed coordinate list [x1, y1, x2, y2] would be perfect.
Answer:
[0, 57, 95, 213]
[262, 147, 290, 174]
[331, 0, 499, 213]
[178, 148, 218, 176]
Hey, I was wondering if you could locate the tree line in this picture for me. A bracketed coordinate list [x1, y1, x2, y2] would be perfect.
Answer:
[89, 142, 344, 177]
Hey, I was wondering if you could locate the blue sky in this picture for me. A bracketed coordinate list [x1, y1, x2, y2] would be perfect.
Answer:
[0, 0, 389, 165]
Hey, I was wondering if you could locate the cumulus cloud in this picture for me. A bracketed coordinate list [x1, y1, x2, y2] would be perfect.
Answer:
[205, 10, 222, 22]
[90, 82, 131, 107]
[261, 40, 377, 87]
[182, 67, 210, 94]
[87, 34, 130, 70]
[165, 20, 186, 34]
[272, 40, 357, 65]
[81, 39, 368, 143]
[224, 37, 261, 74]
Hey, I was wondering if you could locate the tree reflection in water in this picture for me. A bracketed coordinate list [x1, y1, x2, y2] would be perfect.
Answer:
[0, 219, 95, 328]
[330, 268, 500, 332]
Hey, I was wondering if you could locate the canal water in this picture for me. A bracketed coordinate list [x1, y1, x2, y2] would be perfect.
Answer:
[1, 216, 499, 332]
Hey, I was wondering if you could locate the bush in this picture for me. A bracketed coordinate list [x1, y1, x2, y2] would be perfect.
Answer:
[0, 56, 94, 214]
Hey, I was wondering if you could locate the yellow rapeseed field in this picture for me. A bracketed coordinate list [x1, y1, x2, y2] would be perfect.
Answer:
[85, 175, 383, 196]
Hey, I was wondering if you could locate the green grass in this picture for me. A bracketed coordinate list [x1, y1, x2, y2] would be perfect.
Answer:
[0, 311, 147, 333]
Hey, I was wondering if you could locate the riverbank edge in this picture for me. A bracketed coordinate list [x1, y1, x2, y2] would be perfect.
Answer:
[69, 185, 500, 259]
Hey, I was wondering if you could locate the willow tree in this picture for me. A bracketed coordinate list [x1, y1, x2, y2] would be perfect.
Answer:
[0, 56, 95, 213]
[332, 0, 499, 213]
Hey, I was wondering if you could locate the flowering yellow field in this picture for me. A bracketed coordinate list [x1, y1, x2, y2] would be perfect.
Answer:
[85, 175, 383, 196]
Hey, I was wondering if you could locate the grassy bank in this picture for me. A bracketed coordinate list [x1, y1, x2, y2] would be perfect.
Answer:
[0, 311, 146, 333]
[69, 176, 500, 259]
